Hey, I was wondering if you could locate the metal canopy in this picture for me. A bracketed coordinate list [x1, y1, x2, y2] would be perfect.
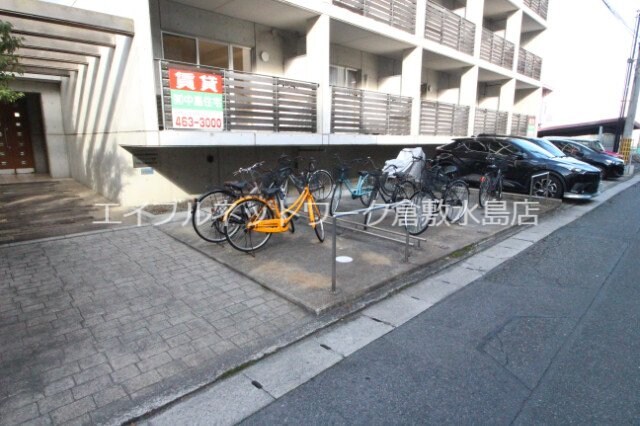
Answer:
[0, 0, 134, 80]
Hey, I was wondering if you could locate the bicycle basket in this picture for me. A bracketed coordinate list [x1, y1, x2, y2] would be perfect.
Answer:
[334, 165, 350, 181]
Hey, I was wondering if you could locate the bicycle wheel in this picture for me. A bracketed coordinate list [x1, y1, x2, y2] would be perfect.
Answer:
[192, 189, 236, 243]
[405, 192, 436, 236]
[329, 183, 342, 216]
[443, 180, 469, 223]
[398, 180, 417, 202]
[309, 170, 334, 202]
[360, 174, 378, 207]
[478, 174, 491, 208]
[224, 198, 274, 253]
[380, 174, 397, 197]
[311, 202, 325, 242]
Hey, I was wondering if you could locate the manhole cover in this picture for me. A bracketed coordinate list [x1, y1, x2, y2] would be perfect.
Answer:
[336, 256, 353, 263]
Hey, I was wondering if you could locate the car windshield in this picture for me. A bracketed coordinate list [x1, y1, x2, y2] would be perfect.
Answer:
[529, 138, 566, 157]
[587, 141, 605, 152]
[511, 139, 556, 159]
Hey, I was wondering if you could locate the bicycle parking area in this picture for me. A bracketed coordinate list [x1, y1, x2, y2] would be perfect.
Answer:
[160, 189, 561, 315]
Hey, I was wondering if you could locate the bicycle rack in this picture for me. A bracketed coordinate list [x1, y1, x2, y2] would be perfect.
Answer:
[529, 172, 550, 196]
[330, 200, 427, 293]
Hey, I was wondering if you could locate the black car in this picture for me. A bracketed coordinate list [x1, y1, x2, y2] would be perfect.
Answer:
[546, 137, 625, 179]
[436, 135, 601, 199]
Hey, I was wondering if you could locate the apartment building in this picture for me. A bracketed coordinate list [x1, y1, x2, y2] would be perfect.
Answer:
[1, 0, 548, 205]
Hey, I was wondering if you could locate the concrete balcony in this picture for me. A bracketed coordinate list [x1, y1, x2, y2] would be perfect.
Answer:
[332, 0, 417, 34]
[517, 47, 542, 81]
[157, 60, 318, 133]
[480, 28, 515, 70]
[420, 101, 470, 137]
[523, 0, 549, 20]
[330, 86, 412, 135]
[474, 108, 508, 135]
[511, 113, 535, 136]
[425, 1, 475, 56]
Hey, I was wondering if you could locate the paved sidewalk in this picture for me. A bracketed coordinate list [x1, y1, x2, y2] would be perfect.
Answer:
[0, 226, 315, 425]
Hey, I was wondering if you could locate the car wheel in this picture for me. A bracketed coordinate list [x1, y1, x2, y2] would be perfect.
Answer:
[597, 166, 608, 180]
[533, 174, 564, 199]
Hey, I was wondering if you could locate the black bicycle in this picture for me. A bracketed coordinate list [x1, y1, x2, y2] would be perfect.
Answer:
[478, 155, 504, 208]
[405, 155, 470, 235]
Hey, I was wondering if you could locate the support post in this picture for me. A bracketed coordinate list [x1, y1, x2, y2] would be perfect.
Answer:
[331, 215, 337, 293]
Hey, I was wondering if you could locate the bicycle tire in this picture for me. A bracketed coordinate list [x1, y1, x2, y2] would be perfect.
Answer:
[405, 192, 436, 235]
[478, 174, 491, 208]
[443, 180, 469, 223]
[309, 170, 334, 202]
[398, 180, 417, 202]
[224, 198, 274, 253]
[329, 183, 342, 216]
[360, 174, 378, 207]
[380, 174, 397, 197]
[192, 189, 237, 243]
[311, 202, 325, 242]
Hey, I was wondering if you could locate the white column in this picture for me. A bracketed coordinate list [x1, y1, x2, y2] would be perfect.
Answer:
[306, 15, 331, 134]
[460, 65, 479, 135]
[401, 46, 423, 136]
[499, 78, 516, 133]
[505, 10, 523, 73]
[415, 0, 427, 39]
[466, 0, 485, 59]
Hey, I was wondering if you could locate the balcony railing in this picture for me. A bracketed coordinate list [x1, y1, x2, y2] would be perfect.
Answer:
[474, 108, 508, 135]
[333, 0, 417, 34]
[511, 113, 535, 136]
[158, 60, 318, 132]
[420, 101, 470, 136]
[524, 0, 549, 20]
[517, 47, 542, 80]
[331, 86, 412, 135]
[480, 29, 515, 70]
[425, 1, 475, 55]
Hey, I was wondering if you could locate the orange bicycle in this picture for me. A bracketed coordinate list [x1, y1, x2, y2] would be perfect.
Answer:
[222, 160, 325, 252]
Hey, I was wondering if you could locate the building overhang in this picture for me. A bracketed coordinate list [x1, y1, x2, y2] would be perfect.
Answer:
[0, 0, 134, 81]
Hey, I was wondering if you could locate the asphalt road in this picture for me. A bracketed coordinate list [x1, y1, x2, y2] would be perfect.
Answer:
[243, 182, 640, 425]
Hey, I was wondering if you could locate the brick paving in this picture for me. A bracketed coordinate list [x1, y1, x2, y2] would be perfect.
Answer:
[0, 226, 314, 425]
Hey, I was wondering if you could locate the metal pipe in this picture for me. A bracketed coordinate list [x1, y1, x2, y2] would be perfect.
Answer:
[332, 215, 337, 293]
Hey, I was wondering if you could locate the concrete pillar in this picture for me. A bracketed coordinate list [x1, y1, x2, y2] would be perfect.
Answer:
[460, 66, 479, 135]
[401, 46, 423, 136]
[499, 78, 516, 133]
[415, 0, 427, 39]
[306, 15, 331, 134]
[505, 10, 523, 73]
[466, 0, 485, 59]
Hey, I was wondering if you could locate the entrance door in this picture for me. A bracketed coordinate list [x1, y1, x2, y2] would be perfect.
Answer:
[0, 98, 35, 174]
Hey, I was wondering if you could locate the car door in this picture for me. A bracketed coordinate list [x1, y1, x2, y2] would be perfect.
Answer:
[487, 140, 538, 192]
[460, 139, 488, 183]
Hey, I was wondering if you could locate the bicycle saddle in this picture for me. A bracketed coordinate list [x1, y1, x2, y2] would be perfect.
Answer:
[358, 170, 381, 177]
[224, 181, 250, 191]
[261, 186, 282, 197]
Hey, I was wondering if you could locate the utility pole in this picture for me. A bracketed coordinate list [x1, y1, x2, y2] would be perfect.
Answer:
[623, 41, 640, 143]
[614, 11, 640, 153]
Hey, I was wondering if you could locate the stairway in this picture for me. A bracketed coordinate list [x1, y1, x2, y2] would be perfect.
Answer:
[0, 179, 130, 244]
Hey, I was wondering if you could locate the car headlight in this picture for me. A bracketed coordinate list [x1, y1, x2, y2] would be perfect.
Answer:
[603, 159, 613, 165]
[557, 165, 583, 173]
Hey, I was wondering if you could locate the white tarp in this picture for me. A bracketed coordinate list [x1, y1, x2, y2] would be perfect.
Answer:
[382, 147, 425, 180]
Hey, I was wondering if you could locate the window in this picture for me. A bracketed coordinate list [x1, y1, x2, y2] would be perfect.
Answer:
[330, 65, 360, 88]
[162, 32, 251, 71]
[162, 33, 196, 63]
[463, 140, 487, 152]
[199, 40, 229, 68]
[488, 141, 519, 156]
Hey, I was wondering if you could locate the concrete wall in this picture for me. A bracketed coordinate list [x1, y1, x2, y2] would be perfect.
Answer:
[330, 44, 400, 92]
[477, 82, 501, 110]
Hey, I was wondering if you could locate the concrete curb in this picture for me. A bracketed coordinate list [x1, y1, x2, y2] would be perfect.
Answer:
[143, 175, 640, 425]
